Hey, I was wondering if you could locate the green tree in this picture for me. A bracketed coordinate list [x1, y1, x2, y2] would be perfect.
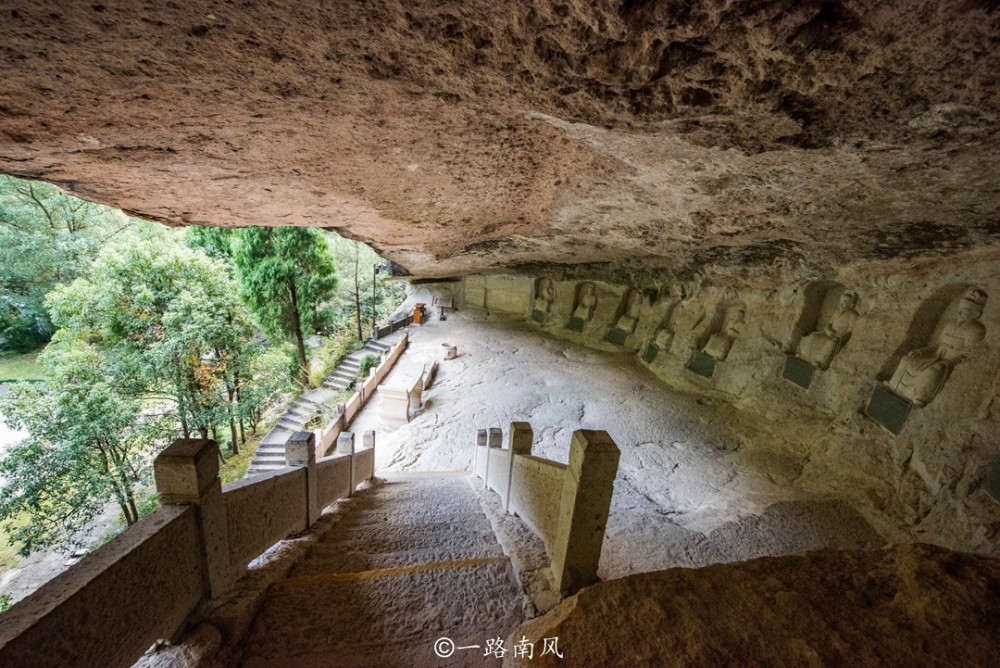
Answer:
[0, 343, 170, 555]
[0, 176, 135, 351]
[185, 225, 234, 261]
[328, 234, 407, 340]
[46, 225, 261, 447]
[232, 227, 337, 386]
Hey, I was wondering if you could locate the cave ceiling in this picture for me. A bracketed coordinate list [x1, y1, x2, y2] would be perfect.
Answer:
[1, 0, 998, 279]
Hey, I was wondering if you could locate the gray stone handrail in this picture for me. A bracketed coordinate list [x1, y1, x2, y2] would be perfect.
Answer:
[473, 422, 620, 595]
[0, 430, 375, 668]
[372, 313, 413, 340]
[316, 330, 408, 455]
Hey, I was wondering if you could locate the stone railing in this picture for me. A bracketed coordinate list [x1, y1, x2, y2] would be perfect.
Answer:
[0, 430, 374, 668]
[316, 331, 408, 455]
[473, 422, 620, 595]
[372, 313, 413, 340]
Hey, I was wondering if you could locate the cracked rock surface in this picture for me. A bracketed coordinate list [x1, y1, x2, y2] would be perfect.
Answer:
[1, 1, 998, 277]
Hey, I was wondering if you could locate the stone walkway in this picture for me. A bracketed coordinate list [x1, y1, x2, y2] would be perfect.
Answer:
[237, 472, 525, 667]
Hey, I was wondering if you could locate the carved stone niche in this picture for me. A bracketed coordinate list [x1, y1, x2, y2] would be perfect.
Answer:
[642, 284, 707, 364]
[866, 286, 988, 436]
[987, 452, 1000, 506]
[689, 302, 746, 379]
[608, 288, 642, 346]
[783, 283, 860, 390]
[531, 277, 555, 324]
[565, 282, 597, 332]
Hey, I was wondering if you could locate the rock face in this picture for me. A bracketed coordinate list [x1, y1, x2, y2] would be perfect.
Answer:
[1, 1, 999, 277]
[503, 543, 1000, 667]
[453, 247, 1000, 558]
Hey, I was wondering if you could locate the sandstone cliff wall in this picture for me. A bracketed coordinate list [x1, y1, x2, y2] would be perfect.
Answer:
[442, 249, 1000, 555]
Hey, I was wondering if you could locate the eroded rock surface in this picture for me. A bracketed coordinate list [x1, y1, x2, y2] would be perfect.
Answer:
[504, 543, 1000, 667]
[1, 1, 998, 276]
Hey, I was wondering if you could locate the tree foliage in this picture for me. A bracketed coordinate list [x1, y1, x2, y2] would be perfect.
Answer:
[0, 344, 169, 555]
[0, 176, 135, 351]
[327, 234, 407, 341]
[232, 227, 337, 385]
[45, 225, 273, 446]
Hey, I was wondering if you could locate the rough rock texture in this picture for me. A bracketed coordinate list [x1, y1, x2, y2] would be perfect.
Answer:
[2, 1, 999, 277]
[348, 312, 888, 583]
[503, 543, 1000, 667]
[399, 251, 1000, 559]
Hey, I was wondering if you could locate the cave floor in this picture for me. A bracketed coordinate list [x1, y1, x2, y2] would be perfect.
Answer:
[349, 309, 892, 580]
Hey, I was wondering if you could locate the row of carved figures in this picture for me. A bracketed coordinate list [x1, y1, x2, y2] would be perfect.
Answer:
[532, 278, 989, 408]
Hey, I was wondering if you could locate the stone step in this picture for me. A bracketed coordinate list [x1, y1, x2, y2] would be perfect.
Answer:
[291, 543, 506, 577]
[253, 453, 288, 463]
[244, 560, 520, 663]
[310, 530, 496, 559]
[246, 464, 287, 476]
[260, 432, 292, 446]
[332, 510, 494, 534]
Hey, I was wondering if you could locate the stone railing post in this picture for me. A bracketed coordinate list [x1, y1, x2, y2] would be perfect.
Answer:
[487, 427, 502, 484]
[286, 431, 319, 526]
[551, 430, 620, 595]
[483, 427, 503, 489]
[363, 430, 375, 451]
[474, 429, 488, 478]
[337, 431, 356, 493]
[154, 438, 235, 599]
[505, 422, 533, 510]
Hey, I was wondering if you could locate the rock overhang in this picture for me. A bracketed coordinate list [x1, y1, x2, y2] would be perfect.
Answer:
[0, 0, 998, 279]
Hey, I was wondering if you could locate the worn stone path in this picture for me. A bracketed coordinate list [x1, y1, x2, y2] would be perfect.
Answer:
[238, 472, 524, 667]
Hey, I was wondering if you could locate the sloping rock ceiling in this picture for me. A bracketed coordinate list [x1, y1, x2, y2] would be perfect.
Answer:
[1, 0, 998, 277]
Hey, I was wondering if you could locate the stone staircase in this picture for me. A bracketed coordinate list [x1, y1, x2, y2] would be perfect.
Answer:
[247, 338, 393, 477]
[237, 472, 525, 667]
[320, 338, 392, 394]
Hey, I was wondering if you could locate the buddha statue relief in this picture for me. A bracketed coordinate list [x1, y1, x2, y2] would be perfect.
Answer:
[614, 290, 642, 334]
[573, 283, 597, 321]
[701, 305, 746, 362]
[887, 288, 988, 407]
[534, 277, 554, 313]
[651, 286, 707, 353]
[798, 290, 860, 369]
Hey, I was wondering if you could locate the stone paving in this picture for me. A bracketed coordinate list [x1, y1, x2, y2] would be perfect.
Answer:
[237, 472, 524, 667]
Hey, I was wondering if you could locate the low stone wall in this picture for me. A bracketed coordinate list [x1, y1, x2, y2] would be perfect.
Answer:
[315, 454, 351, 509]
[223, 467, 308, 569]
[344, 391, 363, 423]
[0, 506, 203, 668]
[509, 456, 567, 551]
[474, 423, 620, 594]
[0, 433, 377, 668]
[352, 446, 375, 487]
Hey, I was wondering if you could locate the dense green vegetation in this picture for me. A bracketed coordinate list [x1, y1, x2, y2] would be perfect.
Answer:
[232, 227, 338, 387]
[0, 175, 405, 560]
[0, 176, 137, 351]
